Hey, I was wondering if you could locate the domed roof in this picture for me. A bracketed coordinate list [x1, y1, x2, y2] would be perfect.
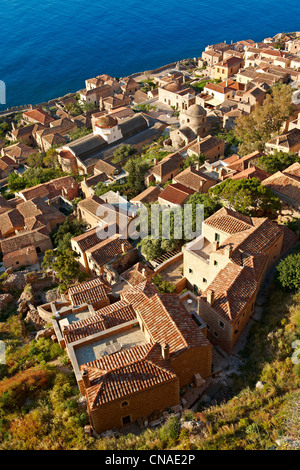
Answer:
[96, 115, 118, 128]
[185, 104, 206, 117]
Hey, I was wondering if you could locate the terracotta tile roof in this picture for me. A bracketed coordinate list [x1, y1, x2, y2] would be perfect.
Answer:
[0, 228, 50, 255]
[120, 262, 154, 286]
[121, 282, 210, 354]
[19, 176, 78, 201]
[151, 152, 183, 178]
[81, 343, 177, 408]
[267, 128, 300, 149]
[0, 209, 24, 237]
[204, 207, 253, 234]
[63, 300, 136, 344]
[158, 182, 195, 205]
[174, 167, 212, 192]
[83, 172, 109, 188]
[135, 293, 210, 354]
[218, 216, 283, 257]
[78, 195, 132, 234]
[0, 155, 16, 171]
[68, 276, 110, 307]
[261, 163, 300, 202]
[130, 186, 163, 204]
[72, 227, 101, 252]
[94, 160, 118, 176]
[226, 151, 262, 172]
[0, 195, 13, 215]
[23, 107, 54, 125]
[201, 263, 258, 322]
[215, 56, 243, 68]
[188, 135, 225, 155]
[87, 237, 132, 267]
[2, 244, 37, 261]
[231, 165, 270, 182]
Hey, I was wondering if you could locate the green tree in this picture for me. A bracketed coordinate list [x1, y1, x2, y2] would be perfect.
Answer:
[256, 150, 299, 174]
[7, 172, 26, 192]
[43, 148, 59, 169]
[235, 84, 294, 155]
[68, 127, 93, 141]
[41, 248, 82, 291]
[124, 157, 149, 194]
[152, 274, 176, 293]
[111, 144, 136, 163]
[276, 253, 300, 291]
[26, 152, 44, 168]
[182, 153, 206, 170]
[209, 177, 281, 216]
[139, 237, 163, 261]
[52, 216, 86, 251]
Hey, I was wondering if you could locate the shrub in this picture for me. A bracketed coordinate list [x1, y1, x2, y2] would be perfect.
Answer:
[159, 415, 181, 446]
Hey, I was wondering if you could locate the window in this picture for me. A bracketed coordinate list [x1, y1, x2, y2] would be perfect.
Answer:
[206, 324, 211, 331]
[215, 233, 220, 242]
[203, 278, 207, 283]
[122, 415, 131, 425]
[214, 260, 218, 266]
[121, 401, 128, 408]
[214, 331, 219, 338]
[189, 268, 193, 274]
[219, 320, 225, 329]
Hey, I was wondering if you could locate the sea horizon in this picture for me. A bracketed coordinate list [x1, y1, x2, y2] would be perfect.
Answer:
[1, 0, 300, 110]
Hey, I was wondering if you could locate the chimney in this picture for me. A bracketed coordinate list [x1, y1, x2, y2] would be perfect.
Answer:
[82, 369, 90, 389]
[153, 157, 157, 165]
[142, 268, 146, 277]
[121, 242, 126, 253]
[207, 289, 215, 306]
[161, 342, 170, 361]
[225, 245, 233, 258]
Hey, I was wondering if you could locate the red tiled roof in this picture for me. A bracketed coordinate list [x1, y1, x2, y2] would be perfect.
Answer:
[261, 163, 300, 202]
[68, 276, 110, 307]
[201, 263, 258, 322]
[23, 107, 54, 125]
[158, 183, 195, 205]
[63, 300, 136, 343]
[87, 236, 132, 267]
[81, 343, 177, 408]
[204, 207, 253, 234]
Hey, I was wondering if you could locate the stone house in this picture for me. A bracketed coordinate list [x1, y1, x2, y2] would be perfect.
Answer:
[187, 135, 225, 162]
[22, 107, 54, 126]
[213, 57, 244, 81]
[0, 155, 18, 178]
[145, 152, 184, 186]
[182, 207, 295, 353]
[261, 162, 300, 210]
[2, 245, 39, 270]
[57, 281, 212, 434]
[157, 182, 195, 207]
[158, 82, 196, 110]
[265, 128, 300, 154]
[173, 165, 217, 194]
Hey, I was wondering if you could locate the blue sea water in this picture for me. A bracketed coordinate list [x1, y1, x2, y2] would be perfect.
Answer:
[0, 0, 299, 109]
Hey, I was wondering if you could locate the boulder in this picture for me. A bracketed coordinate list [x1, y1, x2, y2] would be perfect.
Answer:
[24, 309, 46, 331]
[0, 293, 13, 312]
[35, 327, 55, 340]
